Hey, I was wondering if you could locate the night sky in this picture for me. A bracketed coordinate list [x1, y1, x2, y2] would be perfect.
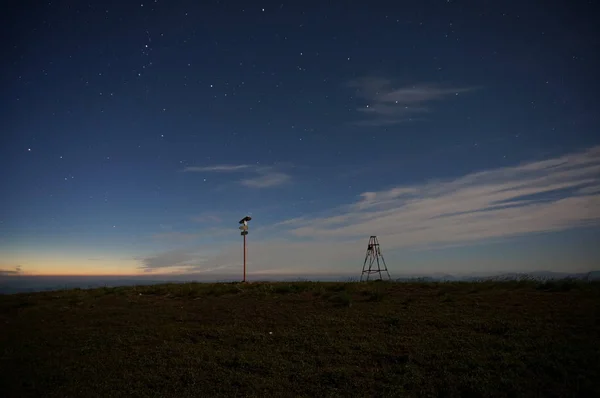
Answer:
[2, 0, 599, 278]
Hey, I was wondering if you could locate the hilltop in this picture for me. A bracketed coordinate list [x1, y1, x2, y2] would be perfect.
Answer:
[1, 280, 599, 397]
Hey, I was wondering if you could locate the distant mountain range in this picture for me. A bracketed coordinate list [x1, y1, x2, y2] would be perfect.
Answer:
[393, 271, 600, 282]
[1, 271, 598, 294]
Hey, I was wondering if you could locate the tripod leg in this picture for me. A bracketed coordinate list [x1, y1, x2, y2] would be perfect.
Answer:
[376, 255, 382, 280]
[380, 254, 390, 280]
[361, 251, 369, 282]
[367, 254, 376, 281]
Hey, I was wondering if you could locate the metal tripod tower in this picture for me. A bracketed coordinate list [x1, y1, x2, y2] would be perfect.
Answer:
[360, 236, 391, 282]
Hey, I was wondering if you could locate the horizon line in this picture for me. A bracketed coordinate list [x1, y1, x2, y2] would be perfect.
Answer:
[2, 270, 597, 278]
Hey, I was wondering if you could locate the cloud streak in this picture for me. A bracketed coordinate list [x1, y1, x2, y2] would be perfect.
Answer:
[182, 164, 290, 188]
[136, 240, 361, 275]
[283, 146, 600, 249]
[347, 76, 479, 126]
[183, 164, 251, 172]
[240, 171, 290, 188]
[138, 249, 216, 273]
[0, 265, 22, 276]
[151, 227, 233, 243]
[143, 146, 600, 274]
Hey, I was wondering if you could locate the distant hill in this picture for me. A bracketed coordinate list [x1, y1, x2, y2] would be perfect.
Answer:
[394, 271, 600, 283]
[0, 277, 175, 295]
[1, 270, 599, 294]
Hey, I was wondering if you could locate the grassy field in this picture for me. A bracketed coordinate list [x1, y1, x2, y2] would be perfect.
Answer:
[1, 280, 599, 397]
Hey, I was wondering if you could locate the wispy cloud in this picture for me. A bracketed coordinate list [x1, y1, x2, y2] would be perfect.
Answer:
[137, 246, 242, 274]
[283, 146, 600, 249]
[138, 249, 205, 273]
[142, 146, 600, 275]
[183, 164, 251, 172]
[136, 240, 359, 275]
[240, 171, 290, 188]
[152, 227, 232, 242]
[347, 76, 479, 126]
[182, 164, 291, 188]
[0, 265, 22, 276]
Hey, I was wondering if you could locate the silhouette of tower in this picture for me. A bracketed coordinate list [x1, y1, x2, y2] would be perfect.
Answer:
[360, 236, 391, 282]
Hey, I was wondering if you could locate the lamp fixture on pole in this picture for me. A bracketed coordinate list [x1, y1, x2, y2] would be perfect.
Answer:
[238, 216, 252, 282]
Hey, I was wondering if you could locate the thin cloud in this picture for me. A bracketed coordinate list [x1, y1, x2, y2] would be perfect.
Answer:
[347, 76, 479, 126]
[241, 171, 290, 188]
[182, 164, 291, 188]
[138, 240, 361, 275]
[282, 145, 600, 249]
[137, 245, 242, 274]
[183, 164, 251, 172]
[138, 249, 203, 272]
[143, 146, 600, 275]
[0, 265, 22, 276]
[578, 184, 600, 195]
[152, 227, 232, 242]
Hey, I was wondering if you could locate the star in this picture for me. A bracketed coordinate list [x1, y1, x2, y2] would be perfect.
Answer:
[3, 0, 599, 290]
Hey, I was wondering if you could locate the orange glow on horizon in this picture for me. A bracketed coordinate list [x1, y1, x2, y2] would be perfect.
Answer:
[1, 254, 143, 276]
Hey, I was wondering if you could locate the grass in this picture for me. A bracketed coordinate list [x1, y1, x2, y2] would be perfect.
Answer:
[1, 280, 599, 397]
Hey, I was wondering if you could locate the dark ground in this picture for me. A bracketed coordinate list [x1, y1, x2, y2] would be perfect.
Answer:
[1, 280, 599, 397]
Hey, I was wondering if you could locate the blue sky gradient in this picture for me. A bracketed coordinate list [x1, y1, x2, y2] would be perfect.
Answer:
[1, 0, 599, 278]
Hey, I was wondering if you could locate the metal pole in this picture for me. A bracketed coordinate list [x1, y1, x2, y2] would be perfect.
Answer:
[243, 234, 246, 283]
[239, 215, 252, 283]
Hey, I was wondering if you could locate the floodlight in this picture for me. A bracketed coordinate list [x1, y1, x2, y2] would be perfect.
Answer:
[239, 216, 252, 224]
